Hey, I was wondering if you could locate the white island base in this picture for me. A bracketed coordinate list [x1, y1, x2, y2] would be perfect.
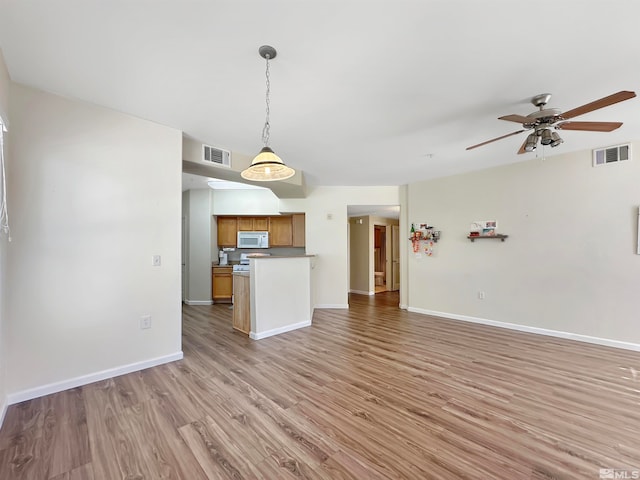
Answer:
[249, 255, 315, 340]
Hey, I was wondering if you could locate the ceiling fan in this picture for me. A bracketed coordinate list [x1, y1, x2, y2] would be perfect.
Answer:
[466, 91, 637, 154]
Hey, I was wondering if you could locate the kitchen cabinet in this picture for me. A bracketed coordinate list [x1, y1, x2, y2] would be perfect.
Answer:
[217, 217, 237, 247]
[232, 273, 250, 334]
[269, 216, 293, 247]
[212, 266, 233, 303]
[238, 216, 270, 231]
[292, 214, 305, 247]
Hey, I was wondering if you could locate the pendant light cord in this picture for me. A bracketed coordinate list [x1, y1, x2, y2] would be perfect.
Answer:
[261, 54, 271, 147]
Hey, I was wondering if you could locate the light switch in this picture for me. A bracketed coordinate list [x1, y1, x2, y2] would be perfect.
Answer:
[152, 255, 161, 266]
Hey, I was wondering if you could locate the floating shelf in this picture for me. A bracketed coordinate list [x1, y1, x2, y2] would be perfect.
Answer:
[467, 234, 508, 242]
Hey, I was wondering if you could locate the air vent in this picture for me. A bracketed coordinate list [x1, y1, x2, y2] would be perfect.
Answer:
[592, 143, 631, 167]
[202, 144, 231, 168]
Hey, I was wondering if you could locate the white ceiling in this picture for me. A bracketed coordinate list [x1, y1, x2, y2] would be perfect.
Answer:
[1, 1, 639, 187]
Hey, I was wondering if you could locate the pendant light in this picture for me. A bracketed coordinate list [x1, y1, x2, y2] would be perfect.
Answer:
[241, 45, 295, 182]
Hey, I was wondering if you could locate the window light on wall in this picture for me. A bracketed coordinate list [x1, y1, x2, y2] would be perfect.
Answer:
[0, 116, 10, 241]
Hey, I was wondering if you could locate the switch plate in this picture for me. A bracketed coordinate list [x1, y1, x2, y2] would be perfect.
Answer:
[478, 291, 485, 300]
[152, 255, 161, 266]
[140, 315, 152, 329]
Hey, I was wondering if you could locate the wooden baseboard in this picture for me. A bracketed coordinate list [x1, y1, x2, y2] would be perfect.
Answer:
[408, 307, 640, 352]
[7, 351, 184, 405]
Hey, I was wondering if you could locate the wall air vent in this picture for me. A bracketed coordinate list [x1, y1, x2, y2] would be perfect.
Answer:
[202, 144, 231, 168]
[592, 143, 631, 167]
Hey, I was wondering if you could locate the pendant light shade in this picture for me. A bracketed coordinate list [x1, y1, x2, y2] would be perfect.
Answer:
[241, 147, 295, 181]
[241, 45, 295, 182]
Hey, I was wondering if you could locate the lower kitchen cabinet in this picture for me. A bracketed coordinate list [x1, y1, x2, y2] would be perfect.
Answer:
[212, 266, 233, 303]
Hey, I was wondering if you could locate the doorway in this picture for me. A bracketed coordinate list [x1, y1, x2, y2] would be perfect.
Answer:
[347, 205, 400, 297]
[374, 225, 387, 293]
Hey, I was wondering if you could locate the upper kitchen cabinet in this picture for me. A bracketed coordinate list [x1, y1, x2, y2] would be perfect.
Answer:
[292, 214, 305, 248]
[269, 216, 293, 247]
[217, 216, 238, 247]
[238, 216, 270, 231]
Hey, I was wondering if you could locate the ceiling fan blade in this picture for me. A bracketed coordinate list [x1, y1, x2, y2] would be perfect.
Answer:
[556, 121, 623, 132]
[517, 138, 528, 155]
[466, 130, 524, 151]
[499, 114, 533, 124]
[560, 91, 636, 120]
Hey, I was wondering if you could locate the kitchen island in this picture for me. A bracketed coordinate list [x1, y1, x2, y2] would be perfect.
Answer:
[232, 255, 315, 340]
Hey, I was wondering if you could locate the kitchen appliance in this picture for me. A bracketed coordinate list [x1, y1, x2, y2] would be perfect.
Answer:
[232, 252, 270, 272]
[218, 247, 234, 266]
[237, 231, 269, 249]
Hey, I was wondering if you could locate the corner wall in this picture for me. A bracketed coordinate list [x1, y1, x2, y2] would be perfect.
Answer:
[0, 49, 11, 423]
[184, 189, 212, 304]
[6, 83, 183, 401]
[407, 144, 640, 347]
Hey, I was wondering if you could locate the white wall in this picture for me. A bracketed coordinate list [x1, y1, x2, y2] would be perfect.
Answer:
[280, 186, 401, 308]
[6, 84, 183, 399]
[407, 144, 640, 346]
[211, 189, 281, 215]
[0, 49, 10, 421]
[185, 189, 212, 304]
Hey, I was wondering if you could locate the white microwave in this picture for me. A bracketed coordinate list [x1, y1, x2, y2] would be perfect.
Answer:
[237, 231, 269, 249]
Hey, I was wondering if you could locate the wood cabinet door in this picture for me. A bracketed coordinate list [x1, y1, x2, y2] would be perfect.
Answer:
[292, 214, 305, 247]
[212, 267, 233, 302]
[269, 216, 293, 247]
[217, 217, 238, 247]
[237, 217, 254, 231]
[253, 217, 269, 231]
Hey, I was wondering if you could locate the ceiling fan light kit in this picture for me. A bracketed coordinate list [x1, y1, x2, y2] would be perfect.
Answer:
[466, 90, 636, 154]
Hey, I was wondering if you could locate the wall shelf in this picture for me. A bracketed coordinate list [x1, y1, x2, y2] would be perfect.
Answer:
[467, 234, 508, 242]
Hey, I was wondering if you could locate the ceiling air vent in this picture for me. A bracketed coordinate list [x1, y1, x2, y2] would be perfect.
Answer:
[202, 144, 231, 168]
[592, 143, 631, 167]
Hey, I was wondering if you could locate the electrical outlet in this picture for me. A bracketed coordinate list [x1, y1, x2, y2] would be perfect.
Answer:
[478, 291, 485, 300]
[152, 255, 161, 266]
[140, 315, 152, 329]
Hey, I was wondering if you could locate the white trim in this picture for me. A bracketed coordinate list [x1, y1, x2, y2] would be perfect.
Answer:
[349, 289, 374, 296]
[7, 351, 184, 405]
[399, 304, 408, 310]
[250, 320, 311, 340]
[0, 397, 7, 430]
[408, 307, 640, 352]
[314, 304, 349, 309]
[184, 299, 213, 305]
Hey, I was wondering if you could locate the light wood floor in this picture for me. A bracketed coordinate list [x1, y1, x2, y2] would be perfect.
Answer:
[1, 292, 640, 479]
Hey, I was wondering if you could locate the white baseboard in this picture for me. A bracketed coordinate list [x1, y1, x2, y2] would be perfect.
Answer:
[0, 396, 7, 430]
[250, 320, 312, 340]
[7, 351, 184, 405]
[184, 299, 213, 305]
[315, 304, 349, 309]
[399, 304, 408, 310]
[408, 307, 640, 352]
[349, 290, 374, 296]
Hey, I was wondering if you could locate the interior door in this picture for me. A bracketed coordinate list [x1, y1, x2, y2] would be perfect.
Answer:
[391, 225, 400, 291]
